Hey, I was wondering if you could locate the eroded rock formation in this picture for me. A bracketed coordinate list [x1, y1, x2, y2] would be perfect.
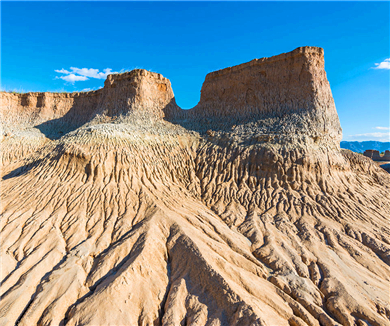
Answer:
[1, 47, 389, 326]
[364, 150, 390, 161]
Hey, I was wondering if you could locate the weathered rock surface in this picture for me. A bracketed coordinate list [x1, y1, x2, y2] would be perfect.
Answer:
[188, 47, 341, 147]
[364, 150, 390, 161]
[1, 47, 389, 326]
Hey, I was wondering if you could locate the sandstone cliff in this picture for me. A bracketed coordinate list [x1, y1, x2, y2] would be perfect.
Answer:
[0, 47, 389, 326]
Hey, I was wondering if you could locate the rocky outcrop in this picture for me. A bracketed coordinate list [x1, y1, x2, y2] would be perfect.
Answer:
[0, 70, 180, 164]
[98, 69, 177, 119]
[0, 70, 176, 136]
[1, 47, 389, 326]
[181, 46, 342, 149]
[363, 149, 390, 161]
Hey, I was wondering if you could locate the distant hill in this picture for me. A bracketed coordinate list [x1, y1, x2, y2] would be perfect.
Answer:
[341, 141, 390, 153]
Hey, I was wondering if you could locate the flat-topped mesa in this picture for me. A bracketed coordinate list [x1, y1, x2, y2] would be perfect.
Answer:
[99, 69, 177, 119]
[0, 69, 177, 135]
[192, 46, 342, 146]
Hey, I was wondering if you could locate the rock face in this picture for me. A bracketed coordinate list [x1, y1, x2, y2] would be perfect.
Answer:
[189, 47, 341, 146]
[1, 47, 389, 326]
[99, 69, 176, 119]
[364, 149, 390, 161]
[0, 70, 175, 138]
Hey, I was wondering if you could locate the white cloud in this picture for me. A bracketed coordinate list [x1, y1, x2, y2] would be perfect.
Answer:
[375, 126, 390, 130]
[58, 74, 88, 83]
[347, 132, 390, 142]
[55, 68, 71, 74]
[374, 58, 390, 70]
[69, 67, 114, 79]
[55, 67, 116, 83]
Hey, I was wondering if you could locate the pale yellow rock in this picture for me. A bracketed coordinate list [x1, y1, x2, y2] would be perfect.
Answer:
[0, 47, 389, 326]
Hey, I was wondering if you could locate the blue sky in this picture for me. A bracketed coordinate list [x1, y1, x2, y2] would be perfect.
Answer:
[1, 1, 389, 141]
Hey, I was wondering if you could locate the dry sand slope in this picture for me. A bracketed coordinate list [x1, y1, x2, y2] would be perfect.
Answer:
[0, 47, 389, 326]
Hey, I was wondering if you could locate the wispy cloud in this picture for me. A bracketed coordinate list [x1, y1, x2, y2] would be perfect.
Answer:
[375, 126, 390, 130]
[80, 86, 103, 92]
[348, 132, 390, 142]
[374, 58, 390, 70]
[69, 67, 114, 79]
[55, 68, 71, 74]
[58, 74, 88, 83]
[55, 67, 116, 83]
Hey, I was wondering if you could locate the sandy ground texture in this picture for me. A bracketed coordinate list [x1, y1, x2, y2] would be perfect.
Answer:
[0, 47, 389, 326]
